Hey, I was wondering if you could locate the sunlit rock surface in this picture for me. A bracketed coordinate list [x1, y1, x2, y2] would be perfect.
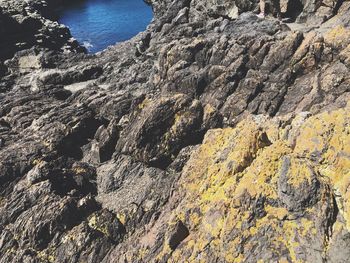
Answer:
[0, 0, 350, 262]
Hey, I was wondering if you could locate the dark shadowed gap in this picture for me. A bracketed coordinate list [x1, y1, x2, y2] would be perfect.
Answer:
[284, 0, 303, 21]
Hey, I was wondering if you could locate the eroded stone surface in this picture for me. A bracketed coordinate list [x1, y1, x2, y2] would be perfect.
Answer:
[0, 0, 350, 262]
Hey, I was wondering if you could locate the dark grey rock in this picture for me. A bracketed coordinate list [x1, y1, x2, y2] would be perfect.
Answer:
[0, 0, 350, 261]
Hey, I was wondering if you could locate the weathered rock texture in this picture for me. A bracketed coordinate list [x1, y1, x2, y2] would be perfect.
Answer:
[0, 0, 350, 262]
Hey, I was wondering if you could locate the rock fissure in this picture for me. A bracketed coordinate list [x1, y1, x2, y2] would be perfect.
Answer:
[1, 0, 350, 262]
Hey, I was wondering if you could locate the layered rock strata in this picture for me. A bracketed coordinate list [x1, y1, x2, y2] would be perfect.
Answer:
[0, 0, 350, 262]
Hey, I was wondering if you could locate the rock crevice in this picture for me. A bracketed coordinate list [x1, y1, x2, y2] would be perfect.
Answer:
[0, 0, 350, 262]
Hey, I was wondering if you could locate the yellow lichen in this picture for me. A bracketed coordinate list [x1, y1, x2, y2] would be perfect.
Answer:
[137, 97, 151, 110]
[88, 215, 110, 236]
[72, 167, 88, 175]
[117, 212, 127, 225]
[32, 159, 44, 166]
[146, 103, 350, 262]
[37, 249, 56, 263]
[324, 25, 350, 48]
[283, 157, 314, 188]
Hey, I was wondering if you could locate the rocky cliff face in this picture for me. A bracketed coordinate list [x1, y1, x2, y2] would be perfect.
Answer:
[0, 0, 350, 262]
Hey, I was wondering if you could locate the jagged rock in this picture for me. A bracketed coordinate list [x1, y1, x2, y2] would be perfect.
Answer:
[0, 0, 350, 261]
[168, 220, 189, 250]
[96, 154, 177, 227]
[277, 156, 321, 212]
[85, 119, 119, 163]
[87, 209, 126, 243]
[125, 105, 346, 262]
[116, 94, 206, 168]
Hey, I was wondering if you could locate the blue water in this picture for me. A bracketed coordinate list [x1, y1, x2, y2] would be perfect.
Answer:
[57, 0, 153, 53]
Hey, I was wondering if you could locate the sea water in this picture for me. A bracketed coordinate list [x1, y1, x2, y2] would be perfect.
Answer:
[57, 0, 153, 53]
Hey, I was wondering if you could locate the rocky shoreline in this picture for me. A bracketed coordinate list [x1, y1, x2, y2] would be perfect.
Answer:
[0, 0, 86, 62]
[0, 0, 350, 262]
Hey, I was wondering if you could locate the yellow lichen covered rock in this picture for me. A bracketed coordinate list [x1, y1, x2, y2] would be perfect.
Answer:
[324, 25, 350, 49]
[151, 103, 350, 262]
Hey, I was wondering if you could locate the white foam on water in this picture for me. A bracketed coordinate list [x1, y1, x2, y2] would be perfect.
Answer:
[83, 41, 94, 51]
